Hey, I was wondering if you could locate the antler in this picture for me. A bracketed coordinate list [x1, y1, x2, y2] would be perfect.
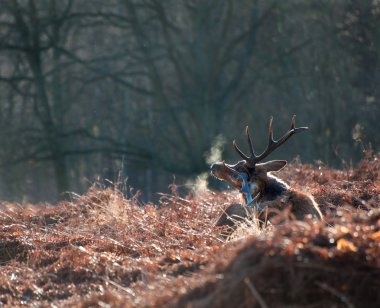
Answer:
[233, 115, 308, 168]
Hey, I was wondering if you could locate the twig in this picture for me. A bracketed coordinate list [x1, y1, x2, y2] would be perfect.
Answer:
[244, 277, 268, 308]
[316, 281, 354, 308]
[106, 278, 136, 296]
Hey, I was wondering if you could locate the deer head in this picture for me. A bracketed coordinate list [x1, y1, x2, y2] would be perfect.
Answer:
[210, 116, 308, 202]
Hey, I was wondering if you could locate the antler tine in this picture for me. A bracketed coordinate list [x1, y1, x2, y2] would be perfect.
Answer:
[252, 115, 308, 164]
[233, 126, 258, 167]
[290, 115, 296, 130]
[245, 126, 256, 158]
[268, 116, 274, 145]
[232, 140, 250, 161]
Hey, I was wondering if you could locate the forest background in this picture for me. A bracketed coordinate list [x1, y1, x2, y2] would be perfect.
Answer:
[0, 0, 379, 202]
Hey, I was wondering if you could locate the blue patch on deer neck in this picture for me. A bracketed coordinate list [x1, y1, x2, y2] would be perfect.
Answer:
[238, 173, 253, 204]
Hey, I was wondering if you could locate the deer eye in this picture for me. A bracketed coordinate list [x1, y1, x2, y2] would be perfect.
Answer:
[243, 165, 253, 173]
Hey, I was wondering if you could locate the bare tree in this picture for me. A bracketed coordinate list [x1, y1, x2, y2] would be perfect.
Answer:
[0, 0, 106, 195]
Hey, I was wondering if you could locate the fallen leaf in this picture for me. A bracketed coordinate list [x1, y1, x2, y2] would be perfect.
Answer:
[337, 238, 357, 252]
[370, 230, 380, 241]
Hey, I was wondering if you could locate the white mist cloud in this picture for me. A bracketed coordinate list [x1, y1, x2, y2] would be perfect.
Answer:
[189, 172, 208, 196]
[205, 134, 225, 165]
[186, 134, 226, 198]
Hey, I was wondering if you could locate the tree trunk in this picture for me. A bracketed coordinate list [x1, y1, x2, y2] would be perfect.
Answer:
[52, 152, 70, 199]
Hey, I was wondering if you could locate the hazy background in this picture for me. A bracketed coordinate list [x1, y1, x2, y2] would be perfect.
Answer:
[0, 0, 379, 202]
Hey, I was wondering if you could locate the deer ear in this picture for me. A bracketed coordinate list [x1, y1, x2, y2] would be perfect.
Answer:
[258, 160, 287, 172]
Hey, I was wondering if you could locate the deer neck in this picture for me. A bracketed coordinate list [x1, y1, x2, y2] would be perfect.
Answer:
[257, 173, 288, 202]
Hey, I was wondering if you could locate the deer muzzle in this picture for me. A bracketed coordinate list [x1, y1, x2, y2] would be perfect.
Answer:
[210, 162, 243, 189]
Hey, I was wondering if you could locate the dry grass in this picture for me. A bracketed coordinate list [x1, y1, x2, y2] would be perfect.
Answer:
[0, 154, 379, 307]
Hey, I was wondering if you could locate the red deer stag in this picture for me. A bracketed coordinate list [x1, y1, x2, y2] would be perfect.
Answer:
[210, 116, 322, 234]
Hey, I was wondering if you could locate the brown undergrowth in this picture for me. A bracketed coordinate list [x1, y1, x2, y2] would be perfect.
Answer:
[0, 154, 379, 307]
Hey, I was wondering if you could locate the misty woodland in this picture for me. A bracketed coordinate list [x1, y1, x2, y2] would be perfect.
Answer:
[0, 1, 379, 202]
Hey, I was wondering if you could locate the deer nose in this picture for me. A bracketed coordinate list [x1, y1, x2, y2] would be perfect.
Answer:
[210, 163, 221, 172]
[210, 163, 217, 174]
[210, 163, 222, 175]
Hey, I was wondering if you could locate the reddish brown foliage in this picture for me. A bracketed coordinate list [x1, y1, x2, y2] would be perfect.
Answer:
[0, 154, 379, 307]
